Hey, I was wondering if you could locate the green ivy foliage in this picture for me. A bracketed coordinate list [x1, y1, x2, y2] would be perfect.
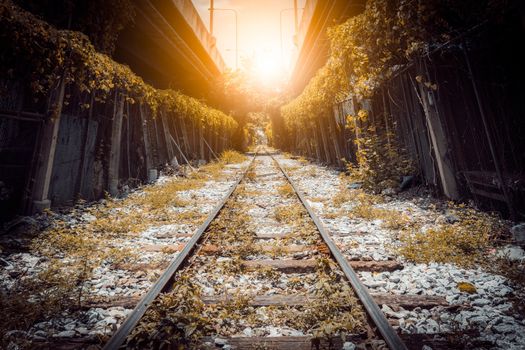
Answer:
[14, 0, 136, 55]
[281, 0, 507, 189]
[0, 0, 238, 135]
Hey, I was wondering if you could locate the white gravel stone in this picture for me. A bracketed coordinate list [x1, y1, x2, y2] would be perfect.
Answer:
[242, 327, 253, 336]
[214, 337, 228, 345]
[0, 162, 248, 342]
[343, 341, 356, 350]
[277, 154, 525, 349]
[56, 330, 76, 338]
[496, 246, 525, 261]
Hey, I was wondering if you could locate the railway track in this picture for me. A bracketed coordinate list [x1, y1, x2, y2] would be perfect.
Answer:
[103, 149, 407, 350]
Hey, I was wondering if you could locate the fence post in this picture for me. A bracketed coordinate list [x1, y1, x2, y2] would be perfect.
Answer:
[198, 120, 205, 161]
[318, 118, 332, 164]
[304, 128, 313, 158]
[381, 88, 392, 147]
[328, 111, 343, 166]
[413, 70, 459, 200]
[312, 124, 322, 161]
[31, 77, 66, 213]
[160, 107, 178, 167]
[214, 127, 220, 154]
[170, 113, 184, 163]
[126, 102, 132, 178]
[139, 103, 155, 181]
[191, 119, 197, 158]
[152, 115, 162, 165]
[108, 92, 124, 196]
[181, 117, 191, 159]
[75, 91, 95, 198]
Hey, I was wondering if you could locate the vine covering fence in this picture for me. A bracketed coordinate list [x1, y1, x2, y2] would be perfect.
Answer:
[275, 0, 525, 219]
[0, 1, 239, 221]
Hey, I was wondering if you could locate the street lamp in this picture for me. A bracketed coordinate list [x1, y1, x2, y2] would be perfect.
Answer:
[280, 7, 303, 68]
[209, 7, 239, 70]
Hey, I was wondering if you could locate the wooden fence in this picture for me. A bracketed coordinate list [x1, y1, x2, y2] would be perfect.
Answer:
[276, 18, 525, 219]
[0, 80, 235, 222]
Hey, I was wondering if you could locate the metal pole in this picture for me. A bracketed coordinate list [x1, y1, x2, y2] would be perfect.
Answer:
[210, 0, 214, 35]
[234, 9, 238, 70]
[280, 9, 285, 66]
[280, 8, 302, 69]
[211, 8, 238, 70]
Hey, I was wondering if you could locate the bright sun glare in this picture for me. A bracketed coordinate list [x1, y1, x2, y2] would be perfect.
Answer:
[252, 50, 282, 85]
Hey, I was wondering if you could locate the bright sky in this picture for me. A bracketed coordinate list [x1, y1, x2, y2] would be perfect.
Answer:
[192, 0, 306, 86]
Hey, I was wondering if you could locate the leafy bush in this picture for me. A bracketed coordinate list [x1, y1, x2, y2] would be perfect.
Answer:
[346, 124, 415, 192]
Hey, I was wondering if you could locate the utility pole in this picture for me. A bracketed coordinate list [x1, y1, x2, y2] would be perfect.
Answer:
[210, 0, 214, 35]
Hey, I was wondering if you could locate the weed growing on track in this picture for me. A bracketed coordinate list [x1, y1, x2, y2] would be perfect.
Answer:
[254, 265, 282, 281]
[332, 186, 353, 207]
[287, 276, 303, 288]
[174, 209, 207, 226]
[206, 183, 259, 260]
[283, 165, 301, 173]
[88, 173, 210, 238]
[297, 157, 309, 165]
[217, 255, 245, 275]
[351, 193, 411, 230]
[307, 167, 318, 177]
[128, 174, 263, 343]
[126, 277, 211, 349]
[274, 204, 304, 223]
[265, 243, 288, 258]
[277, 183, 294, 198]
[127, 157, 370, 344]
[491, 258, 525, 289]
[236, 185, 262, 197]
[332, 186, 510, 271]
[286, 259, 366, 339]
[1, 219, 139, 346]
[219, 150, 247, 164]
[397, 206, 507, 267]
[245, 170, 257, 181]
[1, 157, 243, 347]
[0, 274, 75, 347]
[208, 208, 255, 254]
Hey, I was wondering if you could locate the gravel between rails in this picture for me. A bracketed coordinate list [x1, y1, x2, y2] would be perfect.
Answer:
[124, 154, 375, 349]
[0, 161, 249, 348]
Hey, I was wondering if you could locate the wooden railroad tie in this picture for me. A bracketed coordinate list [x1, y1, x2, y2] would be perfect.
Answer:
[201, 293, 448, 310]
[197, 332, 488, 350]
[35, 332, 485, 350]
[241, 259, 404, 273]
[84, 293, 450, 311]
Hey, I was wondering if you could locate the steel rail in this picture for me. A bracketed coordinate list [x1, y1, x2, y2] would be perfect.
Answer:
[271, 154, 408, 350]
[103, 154, 257, 350]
